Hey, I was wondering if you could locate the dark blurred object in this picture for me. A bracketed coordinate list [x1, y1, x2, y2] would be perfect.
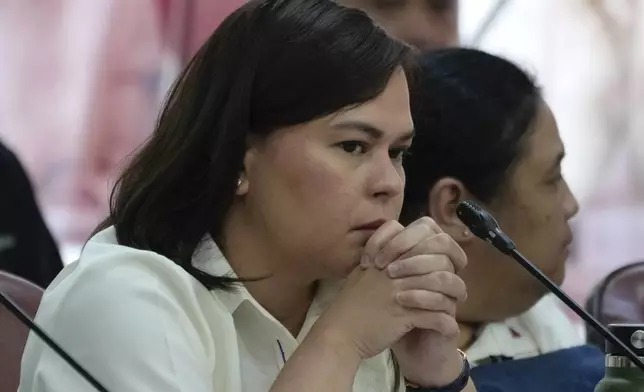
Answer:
[0, 141, 63, 287]
[586, 261, 644, 350]
[0, 271, 44, 392]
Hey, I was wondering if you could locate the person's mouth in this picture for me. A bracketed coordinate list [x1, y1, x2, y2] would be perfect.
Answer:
[353, 219, 387, 231]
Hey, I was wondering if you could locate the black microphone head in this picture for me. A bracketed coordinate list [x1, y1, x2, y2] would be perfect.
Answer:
[456, 200, 516, 253]
[456, 200, 499, 238]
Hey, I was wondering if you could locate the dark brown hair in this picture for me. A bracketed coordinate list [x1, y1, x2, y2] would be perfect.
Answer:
[401, 48, 540, 224]
[94, 0, 414, 292]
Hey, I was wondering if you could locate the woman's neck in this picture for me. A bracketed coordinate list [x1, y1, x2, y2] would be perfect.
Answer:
[221, 209, 317, 337]
[245, 278, 316, 336]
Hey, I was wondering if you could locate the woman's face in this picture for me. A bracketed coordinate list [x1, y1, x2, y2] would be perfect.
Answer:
[457, 102, 580, 322]
[238, 68, 414, 280]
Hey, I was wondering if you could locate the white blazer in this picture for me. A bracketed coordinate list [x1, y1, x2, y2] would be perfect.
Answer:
[19, 227, 401, 392]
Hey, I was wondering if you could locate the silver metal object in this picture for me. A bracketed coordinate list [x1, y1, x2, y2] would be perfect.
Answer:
[630, 330, 644, 349]
[607, 355, 644, 368]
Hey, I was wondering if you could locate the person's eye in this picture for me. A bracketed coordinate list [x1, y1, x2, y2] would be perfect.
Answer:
[338, 141, 368, 156]
[549, 171, 563, 185]
[390, 147, 411, 162]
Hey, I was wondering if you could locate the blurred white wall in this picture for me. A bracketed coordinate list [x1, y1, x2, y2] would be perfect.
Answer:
[460, 0, 644, 306]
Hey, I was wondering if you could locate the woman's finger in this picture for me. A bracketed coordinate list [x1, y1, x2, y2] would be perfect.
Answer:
[395, 271, 467, 302]
[387, 254, 455, 278]
[407, 309, 460, 338]
[373, 217, 442, 269]
[361, 220, 404, 268]
[396, 290, 457, 316]
[393, 233, 468, 273]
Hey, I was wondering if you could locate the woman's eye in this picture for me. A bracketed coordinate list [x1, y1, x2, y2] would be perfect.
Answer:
[544, 171, 563, 191]
[339, 141, 367, 155]
[390, 148, 411, 162]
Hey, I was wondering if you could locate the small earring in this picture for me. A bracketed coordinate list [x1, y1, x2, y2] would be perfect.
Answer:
[236, 178, 242, 187]
[463, 230, 470, 237]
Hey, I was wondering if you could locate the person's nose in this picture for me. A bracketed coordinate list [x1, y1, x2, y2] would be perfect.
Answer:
[562, 179, 580, 220]
[366, 154, 404, 202]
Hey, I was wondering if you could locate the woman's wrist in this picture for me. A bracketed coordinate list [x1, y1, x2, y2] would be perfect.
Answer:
[305, 319, 364, 367]
[405, 349, 469, 390]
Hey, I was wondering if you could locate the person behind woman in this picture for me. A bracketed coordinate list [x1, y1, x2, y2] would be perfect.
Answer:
[398, 48, 604, 391]
[0, 140, 63, 287]
[337, 0, 459, 50]
[19, 1, 476, 391]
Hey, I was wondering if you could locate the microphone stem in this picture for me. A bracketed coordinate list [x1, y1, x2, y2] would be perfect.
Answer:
[510, 249, 644, 372]
[0, 292, 110, 392]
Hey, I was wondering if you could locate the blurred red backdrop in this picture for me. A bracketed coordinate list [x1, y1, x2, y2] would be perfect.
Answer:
[0, 0, 245, 259]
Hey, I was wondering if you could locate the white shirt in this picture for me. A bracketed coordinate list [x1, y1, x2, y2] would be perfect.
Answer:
[19, 227, 401, 392]
[466, 295, 584, 367]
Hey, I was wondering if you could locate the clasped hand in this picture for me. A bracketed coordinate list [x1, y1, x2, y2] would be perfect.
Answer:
[317, 217, 468, 388]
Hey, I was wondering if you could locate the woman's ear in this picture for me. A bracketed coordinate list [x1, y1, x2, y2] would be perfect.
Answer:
[427, 178, 476, 244]
[236, 136, 262, 196]
[235, 173, 249, 196]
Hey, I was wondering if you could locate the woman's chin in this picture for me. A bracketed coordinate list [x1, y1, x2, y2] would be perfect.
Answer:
[549, 265, 567, 287]
[328, 258, 361, 280]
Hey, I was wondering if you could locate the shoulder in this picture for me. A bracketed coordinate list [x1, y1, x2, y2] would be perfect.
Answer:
[44, 228, 213, 312]
[39, 227, 232, 337]
[20, 228, 235, 391]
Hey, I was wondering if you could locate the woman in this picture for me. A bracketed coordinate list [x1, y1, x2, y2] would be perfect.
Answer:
[18, 1, 475, 391]
[399, 48, 604, 391]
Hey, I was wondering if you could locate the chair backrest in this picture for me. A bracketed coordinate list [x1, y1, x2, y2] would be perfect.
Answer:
[586, 260, 644, 350]
[0, 271, 44, 392]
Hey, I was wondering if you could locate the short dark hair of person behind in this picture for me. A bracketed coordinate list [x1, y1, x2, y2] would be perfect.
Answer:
[94, 0, 415, 291]
[0, 141, 63, 288]
[400, 48, 541, 224]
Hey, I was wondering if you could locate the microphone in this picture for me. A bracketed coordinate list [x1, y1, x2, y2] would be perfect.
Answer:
[0, 291, 109, 392]
[456, 200, 644, 372]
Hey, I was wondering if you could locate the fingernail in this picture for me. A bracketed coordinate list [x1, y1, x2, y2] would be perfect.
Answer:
[374, 253, 385, 269]
[387, 263, 398, 278]
[360, 254, 370, 268]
